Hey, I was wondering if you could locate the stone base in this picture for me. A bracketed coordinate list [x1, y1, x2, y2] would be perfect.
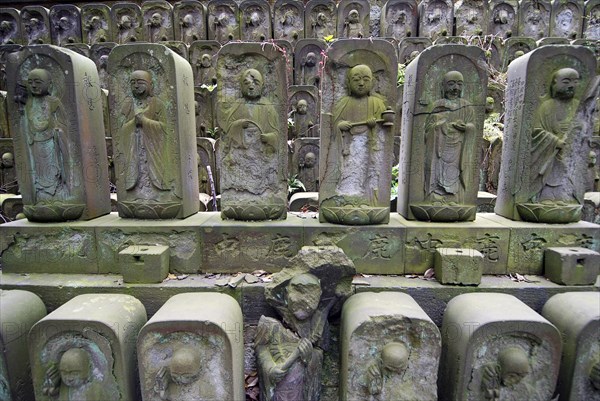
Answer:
[119, 245, 170, 284]
[544, 247, 600, 285]
[434, 248, 483, 285]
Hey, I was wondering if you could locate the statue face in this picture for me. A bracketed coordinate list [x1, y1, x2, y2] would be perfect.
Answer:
[297, 100, 308, 114]
[200, 54, 212, 68]
[130, 71, 152, 97]
[27, 69, 51, 96]
[59, 349, 90, 388]
[305, 52, 317, 67]
[498, 347, 530, 387]
[286, 274, 322, 321]
[304, 152, 316, 167]
[151, 13, 162, 27]
[120, 16, 132, 29]
[552, 68, 579, 100]
[170, 348, 201, 385]
[381, 342, 409, 374]
[2, 152, 14, 167]
[443, 71, 464, 100]
[485, 97, 495, 112]
[317, 13, 327, 25]
[348, 65, 373, 98]
[182, 14, 193, 27]
[348, 10, 359, 23]
[241, 69, 263, 99]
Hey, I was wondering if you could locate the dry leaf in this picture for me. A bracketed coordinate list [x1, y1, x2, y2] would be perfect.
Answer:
[405, 274, 418, 279]
[423, 268, 435, 279]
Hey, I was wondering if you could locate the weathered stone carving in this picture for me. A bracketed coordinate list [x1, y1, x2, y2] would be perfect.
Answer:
[289, 85, 319, 139]
[381, 0, 418, 42]
[0, 8, 21, 45]
[320, 39, 397, 225]
[455, 0, 487, 36]
[0, 45, 21, 92]
[293, 138, 320, 191]
[112, 2, 142, 44]
[109, 44, 199, 219]
[550, 0, 584, 39]
[197, 137, 217, 194]
[174, 0, 207, 44]
[190, 41, 219, 87]
[207, 0, 240, 44]
[583, 0, 600, 39]
[340, 292, 441, 401]
[240, 0, 272, 42]
[216, 43, 288, 220]
[501, 37, 536, 71]
[488, 0, 518, 38]
[305, 0, 337, 39]
[399, 45, 487, 222]
[256, 246, 355, 401]
[274, 0, 304, 45]
[495, 45, 599, 223]
[0, 290, 47, 401]
[398, 37, 432, 64]
[29, 294, 147, 401]
[21, 6, 51, 45]
[138, 293, 244, 401]
[294, 39, 326, 87]
[90, 42, 116, 90]
[64, 43, 90, 59]
[418, 0, 453, 41]
[82, 4, 112, 45]
[519, 0, 551, 39]
[7, 45, 110, 222]
[440, 293, 562, 401]
[142, 1, 174, 43]
[50, 5, 82, 46]
[195, 86, 216, 138]
[338, 0, 370, 38]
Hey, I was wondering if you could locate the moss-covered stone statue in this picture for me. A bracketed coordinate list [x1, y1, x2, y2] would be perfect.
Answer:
[495, 45, 599, 223]
[399, 44, 487, 222]
[320, 39, 397, 225]
[216, 43, 288, 220]
[7, 45, 110, 222]
[255, 246, 355, 401]
[109, 44, 199, 219]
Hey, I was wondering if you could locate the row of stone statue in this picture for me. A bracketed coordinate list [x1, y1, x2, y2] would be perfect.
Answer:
[5, 41, 598, 224]
[2, 0, 600, 48]
[1, 253, 598, 401]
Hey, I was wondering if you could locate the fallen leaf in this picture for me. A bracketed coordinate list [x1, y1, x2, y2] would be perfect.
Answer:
[176, 274, 188, 280]
[423, 268, 435, 279]
[405, 274, 418, 279]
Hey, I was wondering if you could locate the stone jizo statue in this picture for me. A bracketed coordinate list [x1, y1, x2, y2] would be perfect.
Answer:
[154, 347, 204, 400]
[480, 347, 536, 401]
[344, 9, 364, 38]
[425, 70, 475, 205]
[366, 342, 410, 397]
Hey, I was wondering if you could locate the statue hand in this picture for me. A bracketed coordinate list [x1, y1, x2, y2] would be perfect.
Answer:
[298, 338, 313, 364]
[338, 121, 352, 132]
[135, 113, 145, 126]
[556, 139, 566, 149]
[42, 365, 60, 396]
[269, 366, 288, 383]
[452, 121, 466, 131]
[366, 117, 377, 128]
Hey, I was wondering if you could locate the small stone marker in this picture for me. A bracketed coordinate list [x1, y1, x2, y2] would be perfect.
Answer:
[434, 247, 483, 285]
[29, 294, 147, 401]
[440, 293, 562, 401]
[340, 291, 441, 401]
[542, 292, 600, 401]
[119, 244, 170, 283]
[0, 290, 46, 401]
[138, 293, 244, 401]
[544, 247, 600, 285]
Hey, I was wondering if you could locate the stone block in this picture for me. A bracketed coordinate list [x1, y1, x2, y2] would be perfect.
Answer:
[119, 245, 170, 284]
[138, 293, 244, 401]
[544, 247, 600, 285]
[440, 293, 562, 401]
[401, 214, 509, 274]
[304, 214, 405, 274]
[340, 292, 441, 401]
[480, 213, 600, 274]
[0, 290, 46, 401]
[95, 212, 209, 274]
[29, 294, 147, 401]
[434, 247, 483, 285]
[542, 292, 600, 401]
[199, 213, 303, 273]
[0, 216, 109, 274]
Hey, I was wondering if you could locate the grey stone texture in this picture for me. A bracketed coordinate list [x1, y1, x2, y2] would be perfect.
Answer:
[119, 244, 170, 284]
[434, 247, 484, 285]
[544, 246, 600, 285]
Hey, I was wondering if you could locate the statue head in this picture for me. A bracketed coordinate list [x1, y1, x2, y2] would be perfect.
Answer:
[348, 9, 360, 23]
[249, 11, 261, 26]
[27, 69, 51, 97]
[498, 347, 530, 387]
[0, 20, 12, 33]
[485, 96, 495, 113]
[200, 53, 212, 68]
[240, 69, 264, 100]
[297, 99, 308, 114]
[90, 16, 101, 29]
[59, 348, 91, 388]
[589, 151, 598, 166]
[285, 273, 322, 321]
[150, 13, 163, 28]
[317, 12, 327, 26]
[130, 70, 153, 97]
[550, 68, 579, 100]
[182, 14, 194, 27]
[590, 361, 600, 391]
[347, 64, 373, 98]
[305, 52, 317, 67]
[443, 71, 464, 100]
[120, 15, 132, 29]
[1, 152, 14, 167]
[303, 151, 316, 167]
[381, 342, 409, 374]
[58, 17, 70, 31]
[169, 346, 202, 385]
